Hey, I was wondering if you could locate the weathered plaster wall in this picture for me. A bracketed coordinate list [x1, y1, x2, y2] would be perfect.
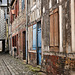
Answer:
[11, 0, 26, 58]
[41, 0, 75, 74]
[28, 26, 33, 51]
[28, 0, 41, 65]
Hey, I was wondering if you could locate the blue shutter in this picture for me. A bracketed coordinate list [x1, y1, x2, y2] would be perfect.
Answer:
[22, 0, 24, 9]
[33, 24, 37, 50]
[38, 28, 41, 47]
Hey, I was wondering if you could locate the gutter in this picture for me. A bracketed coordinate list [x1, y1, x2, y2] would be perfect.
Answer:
[26, 0, 28, 64]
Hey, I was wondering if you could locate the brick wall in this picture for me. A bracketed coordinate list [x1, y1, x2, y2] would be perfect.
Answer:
[42, 55, 75, 75]
[29, 52, 37, 65]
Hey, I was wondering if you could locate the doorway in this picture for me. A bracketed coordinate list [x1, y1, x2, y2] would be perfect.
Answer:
[16, 34, 19, 55]
[0, 40, 5, 52]
[37, 21, 41, 65]
[23, 31, 26, 60]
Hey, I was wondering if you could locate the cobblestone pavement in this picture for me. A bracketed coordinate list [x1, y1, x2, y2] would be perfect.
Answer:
[0, 53, 46, 75]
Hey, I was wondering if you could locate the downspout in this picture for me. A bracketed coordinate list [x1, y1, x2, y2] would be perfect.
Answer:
[26, 0, 28, 64]
[7, 0, 9, 53]
[10, 6, 12, 55]
[11, 20, 12, 55]
[7, 0, 10, 52]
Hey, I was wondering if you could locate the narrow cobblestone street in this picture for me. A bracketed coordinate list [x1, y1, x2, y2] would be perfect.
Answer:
[0, 53, 45, 75]
[0, 0, 75, 75]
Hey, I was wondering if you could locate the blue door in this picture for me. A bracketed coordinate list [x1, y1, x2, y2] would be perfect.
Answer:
[37, 22, 41, 65]
[33, 24, 37, 50]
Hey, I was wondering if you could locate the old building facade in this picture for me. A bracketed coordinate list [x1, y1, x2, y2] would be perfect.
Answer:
[9, 0, 26, 59]
[41, 0, 75, 75]
[27, 0, 41, 65]
[9, 0, 75, 75]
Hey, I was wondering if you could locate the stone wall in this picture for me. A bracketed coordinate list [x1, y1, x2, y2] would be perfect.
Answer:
[11, 0, 26, 59]
[41, 0, 75, 74]
[42, 55, 75, 75]
[28, 0, 41, 65]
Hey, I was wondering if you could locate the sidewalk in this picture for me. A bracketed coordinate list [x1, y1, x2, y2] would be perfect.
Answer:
[2, 54, 46, 75]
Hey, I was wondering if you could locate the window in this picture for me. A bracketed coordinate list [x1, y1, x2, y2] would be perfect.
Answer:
[17, 0, 19, 15]
[22, 0, 25, 9]
[50, 8, 59, 51]
[15, 0, 19, 18]
[6, 19, 8, 24]
[15, 1, 17, 17]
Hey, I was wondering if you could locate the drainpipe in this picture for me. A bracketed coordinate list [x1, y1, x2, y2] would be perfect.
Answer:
[8, 15, 10, 50]
[11, 21, 12, 55]
[26, 0, 28, 64]
[7, 0, 9, 52]
[9, 6, 12, 56]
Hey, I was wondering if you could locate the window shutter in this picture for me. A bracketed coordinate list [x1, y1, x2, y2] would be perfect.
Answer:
[12, 13, 13, 22]
[10, 11, 12, 23]
[15, 2, 17, 17]
[54, 12, 59, 46]
[33, 24, 37, 50]
[22, 0, 24, 9]
[50, 14, 54, 46]
[50, 8, 59, 50]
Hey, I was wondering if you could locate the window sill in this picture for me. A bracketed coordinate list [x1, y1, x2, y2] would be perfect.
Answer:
[28, 50, 36, 53]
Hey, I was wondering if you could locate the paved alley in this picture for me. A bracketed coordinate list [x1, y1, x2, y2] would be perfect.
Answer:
[0, 53, 45, 75]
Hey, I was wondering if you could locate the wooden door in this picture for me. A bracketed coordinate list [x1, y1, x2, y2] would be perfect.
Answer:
[23, 31, 26, 60]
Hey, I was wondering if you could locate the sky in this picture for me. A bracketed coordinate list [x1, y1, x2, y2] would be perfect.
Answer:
[2, 0, 7, 4]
